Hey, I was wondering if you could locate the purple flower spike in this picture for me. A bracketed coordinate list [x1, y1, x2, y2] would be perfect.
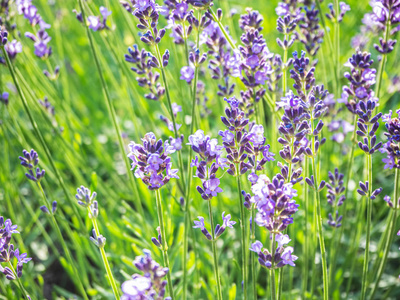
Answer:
[180, 66, 194, 83]
[250, 241, 263, 254]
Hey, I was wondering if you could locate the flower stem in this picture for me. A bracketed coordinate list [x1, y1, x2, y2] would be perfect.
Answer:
[37, 182, 89, 300]
[311, 155, 329, 300]
[375, 19, 391, 99]
[369, 167, 399, 299]
[89, 209, 120, 300]
[155, 189, 175, 300]
[236, 167, 248, 300]
[270, 233, 277, 300]
[76, 0, 144, 216]
[361, 152, 373, 300]
[302, 159, 309, 298]
[208, 200, 223, 300]
[209, 8, 236, 50]
[0, 46, 86, 232]
[182, 55, 200, 300]
[8, 262, 30, 300]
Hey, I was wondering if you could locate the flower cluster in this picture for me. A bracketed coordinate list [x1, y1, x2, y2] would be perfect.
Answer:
[160, 103, 182, 132]
[125, 44, 165, 101]
[18, 0, 52, 58]
[369, 0, 400, 54]
[193, 212, 236, 240]
[0, 26, 7, 46]
[165, 1, 193, 45]
[5, 39, 22, 59]
[298, 5, 324, 57]
[326, 2, 351, 23]
[246, 124, 275, 173]
[342, 50, 376, 114]
[121, 249, 171, 300]
[275, 0, 301, 19]
[250, 234, 298, 269]
[180, 50, 207, 84]
[19, 149, 45, 182]
[380, 109, 400, 169]
[127, 132, 179, 190]
[276, 14, 297, 54]
[188, 129, 226, 200]
[0, 217, 32, 280]
[75, 185, 99, 218]
[0, 91, 9, 106]
[219, 97, 252, 176]
[87, 6, 112, 32]
[252, 174, 299, 233]
[39, 96, 55, 116]
[326, 168, 346, 227]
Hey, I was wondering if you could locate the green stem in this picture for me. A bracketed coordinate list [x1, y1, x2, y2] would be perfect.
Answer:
[302, 160, 309, 299]
[311, 155, 329, 300]
[270, 233, 277, 300]
[361, 152, 372, 300]
[369, 167, 399, 299]
[90, 211, 120, 300]
[375, 19, 391, 99]
[8, 262, 30, 300]
[208, 200, 223, 300]
[155, 189, 174, 300]
[236, 168, 248, 300]
[76, 0, 144, 216]
[0, 46, 86, 232]
[209, 8, 236, 50]
[37, 183, 89, 300]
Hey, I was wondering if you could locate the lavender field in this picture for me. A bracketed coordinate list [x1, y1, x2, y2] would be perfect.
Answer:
[1, 0, 400, 299]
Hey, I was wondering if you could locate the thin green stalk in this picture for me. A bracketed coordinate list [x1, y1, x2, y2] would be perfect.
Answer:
[270, 233, 277, 300]
[302, 160, 309, 299]
[76, 0, 143, 216]
[375, 19, 391, 99]
[311, 155, 329, 300]
[182, 56, 200, 300]
[90, 209, 120, 300]
[361, 152, 372, 300]
[155, 189, 175, 300]
[8, 262, 31, 300]
[209, 8, 236, 49]
[236, 168, 248, 300]
[0, 46, 86, 231]
[369, 167, 399, 299]
[334, 0, 341, 97]
[37, 182, 89, 300]
[282, 33, 288, 96]
[208, 200, 223, 300]
[251, 205, 257, 299]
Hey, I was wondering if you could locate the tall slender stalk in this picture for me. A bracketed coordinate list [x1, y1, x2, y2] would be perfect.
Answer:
[89, 207, 120, 300]
[375, 19, 391, 99]
[236, 168, 248, 300]
[270, 233, 277, 300]
[361, 151, 372, 300]
[302, 160, 309, 299]
[155, 189, 174, 300]
[37, 182, 89, 300]
[208, 200, 223, 300]
[8, 262, 31, 300]
[75, 0, 143, 216]
[0, 46, 86, 231]
[369, 167, 399, 299]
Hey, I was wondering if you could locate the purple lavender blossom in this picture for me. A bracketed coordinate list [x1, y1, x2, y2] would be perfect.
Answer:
[188, 130, 227, 200]
[127, 133, 179, 190]
[380, 109, 400, 169]
[5, 40, 22, 59]
[121, 249, 170, 300]
[326, 169, 346, 227]
[180, 66, 194, 83]
[193, 212, 236, 240]
[87, 6, 112, 31]
[0, 217, 31, 280]
[19, 149, 45, 182]
[0, 92, 9, 106]
[25, 29, 52, 58]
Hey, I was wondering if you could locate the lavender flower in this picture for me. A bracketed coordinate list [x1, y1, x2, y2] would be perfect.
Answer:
[128, 132, 179, 190]
[25, 29, 52, 58]
[188, 129, 227, 200]
[369, 0, 400, 54]
[298, 5, 324, 57]
[0, 26, 7, 45]
[250, 234, 298, 270]
[0, 217, 32, 280]
[180, 66, 194, 83]
[326, 2, 351, 23]
[252, 174, 299, 232]
[193, 212, 236, 240]
[380, 109, 400, 169]
[38, 96, 55, 116]
[4, 39, 22, 59]
[125, 44, 166, 101]
[87, 6, 112, 31]
[19, 149, 45, 182]
[0, 92, 9, 106]
[121, 249, 170, 300]
[342, 50, 376, 114]
[326, 168, 346, 227]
